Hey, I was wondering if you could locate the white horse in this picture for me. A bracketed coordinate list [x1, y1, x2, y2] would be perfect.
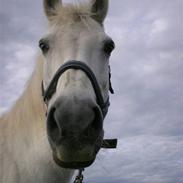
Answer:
[0, 0, 115, 182]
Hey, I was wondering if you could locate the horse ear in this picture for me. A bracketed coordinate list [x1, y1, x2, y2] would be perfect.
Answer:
[44, 0, 62, 18]
[91, 0, 109, 23]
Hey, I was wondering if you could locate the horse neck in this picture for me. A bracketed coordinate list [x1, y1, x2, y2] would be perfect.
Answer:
[19, 56, 45, 126]
[1, 57, 45, 145]
[1, 57, 74, 183]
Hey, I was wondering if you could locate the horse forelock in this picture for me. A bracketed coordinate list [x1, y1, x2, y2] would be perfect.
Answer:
[48, 3, 95, 25]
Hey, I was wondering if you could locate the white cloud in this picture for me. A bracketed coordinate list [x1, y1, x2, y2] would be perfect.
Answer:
[0, 42, 36, 110]
[0, 106, 6, 115]
[151, 18, 168, 34]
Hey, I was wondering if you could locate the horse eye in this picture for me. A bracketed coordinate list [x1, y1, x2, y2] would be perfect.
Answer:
[39, 39, 49, 54]
[103, 39, 115, 56]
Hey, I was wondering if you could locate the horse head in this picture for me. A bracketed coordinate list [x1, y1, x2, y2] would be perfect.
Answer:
[40, 0, 115, 169]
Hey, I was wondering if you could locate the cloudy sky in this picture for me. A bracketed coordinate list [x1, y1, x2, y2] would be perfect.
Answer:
[0, 0, 183, 183]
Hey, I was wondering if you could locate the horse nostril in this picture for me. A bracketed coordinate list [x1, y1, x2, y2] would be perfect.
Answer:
[47, 107, 61, 144]
[91, 107, 103, 131]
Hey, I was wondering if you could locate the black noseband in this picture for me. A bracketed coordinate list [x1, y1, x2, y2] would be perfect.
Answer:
[42, 60, 113, 117]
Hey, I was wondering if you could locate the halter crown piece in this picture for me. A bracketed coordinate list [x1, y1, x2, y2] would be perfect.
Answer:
[41, 60, 118, 183]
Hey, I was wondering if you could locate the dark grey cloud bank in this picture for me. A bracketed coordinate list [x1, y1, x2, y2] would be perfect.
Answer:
[0, 0, 183, 183]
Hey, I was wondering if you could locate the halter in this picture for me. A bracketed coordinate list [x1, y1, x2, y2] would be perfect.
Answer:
[41, 60, 117, 183]
[42, 60, 114, 117]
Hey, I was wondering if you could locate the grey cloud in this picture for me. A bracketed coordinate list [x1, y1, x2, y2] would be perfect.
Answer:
[103, 0, 183, 137]
[85, 136, 183, 183]
[1, 0, 183, 182]
[0, 0, 45, 111]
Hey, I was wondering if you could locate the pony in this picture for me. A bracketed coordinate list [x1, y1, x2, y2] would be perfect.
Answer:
[0, 0, 115, 182]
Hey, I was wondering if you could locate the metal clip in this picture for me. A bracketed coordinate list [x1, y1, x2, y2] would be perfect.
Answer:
[74, 169, 84, 183]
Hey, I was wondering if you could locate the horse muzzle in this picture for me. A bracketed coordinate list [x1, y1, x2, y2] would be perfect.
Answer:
[46, 97, 104, 169]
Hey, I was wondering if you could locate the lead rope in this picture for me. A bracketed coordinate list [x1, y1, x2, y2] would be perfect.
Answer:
[74, 169, 84, 183]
